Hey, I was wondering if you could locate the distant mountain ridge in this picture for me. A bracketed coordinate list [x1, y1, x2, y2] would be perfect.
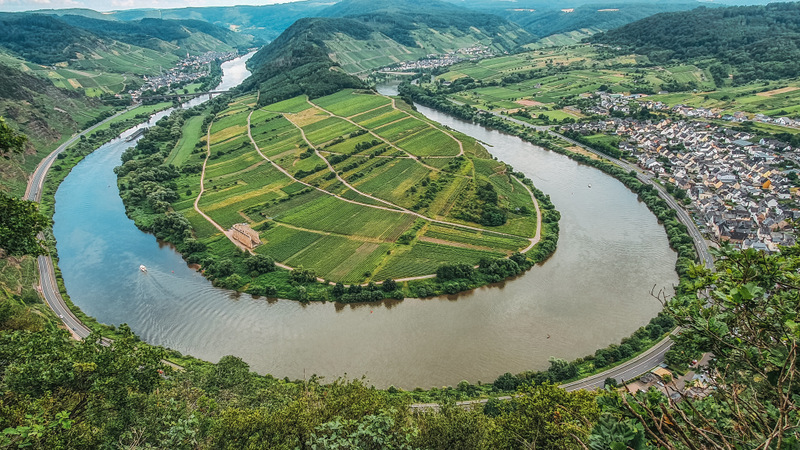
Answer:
[240, 0, 533, 106]
[488, 2, 705, 39]
[246, 0, 532, 74]
[0, 12, 250, 65]
[37, 1, 334, 43]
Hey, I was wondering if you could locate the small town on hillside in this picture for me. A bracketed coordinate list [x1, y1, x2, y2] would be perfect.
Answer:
[380, 46, 496, 73]
[561, 112, 800, 252]
[128, 50, 238, 99]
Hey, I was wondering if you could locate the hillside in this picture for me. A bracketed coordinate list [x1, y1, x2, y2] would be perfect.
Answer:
[488, 2, 704, 39]
[55, 15, 253, 55]
[240, 19, 366, 107]
[0, 11, 246, 196]
[0, 63, 111, 195]
[240, 0, 533, 103]
[0, 13, 249, 65]
[79, 1, 334, 42]
[318, 0, 532, 63]
[592, 2, 800, 84]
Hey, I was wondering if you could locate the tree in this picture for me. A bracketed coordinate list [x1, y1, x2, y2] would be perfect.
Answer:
[0, 193, 49, 256]
[381, 278, 397, 292]
[291, 266, 316, 283]
[244, 254, 276, 275]
[0, 121, 48, 256]
[491, 383, 600, 449]
[595, 243, 800, 447]
[0, 116, 27, 158]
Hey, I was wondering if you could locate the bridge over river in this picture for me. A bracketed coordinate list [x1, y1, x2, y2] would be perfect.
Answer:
[136, 90, 227, 102]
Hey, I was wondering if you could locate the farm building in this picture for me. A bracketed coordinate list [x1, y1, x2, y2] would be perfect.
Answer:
[231, 223, 261, 250]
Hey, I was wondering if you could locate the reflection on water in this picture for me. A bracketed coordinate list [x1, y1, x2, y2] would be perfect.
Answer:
[52, 74, 677, 389]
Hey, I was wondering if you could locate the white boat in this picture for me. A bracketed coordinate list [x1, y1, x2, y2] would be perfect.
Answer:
[140, 265, 147, 272]
[588, 184, 592, 188]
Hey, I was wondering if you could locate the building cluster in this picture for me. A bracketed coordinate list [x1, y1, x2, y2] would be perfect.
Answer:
[129, 51, 238, 99]
[381, 46, 495, 73]
[581, 92, 800, 129]
[580, 91, 647, 116]
[561, 117, 800, 251]
[629, 360, 713, 401]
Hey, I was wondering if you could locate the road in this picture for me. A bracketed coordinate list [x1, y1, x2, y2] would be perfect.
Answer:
[25, 106, 136, 202]
[410, 331, 675, 410]
[559, 331, 675, 391]
[407, 102, 715, 409]
[25, 105, 137, 340]
[468, 104, 713, 269]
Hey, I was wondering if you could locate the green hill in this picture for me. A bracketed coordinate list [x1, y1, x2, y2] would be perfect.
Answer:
[0, 63, 111, 195]
[0, 12, 247, 195]
[591, 2, 800, 84]
[81, 1, 334, 42]
[55, 15, 253, 55]
[240, 18, 367, 107]
[241, 0, 533, 104]
[488, 2, 704, 40]
[0, 13, 250, 66]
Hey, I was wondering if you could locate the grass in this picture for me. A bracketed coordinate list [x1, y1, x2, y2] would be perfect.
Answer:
[424, 224, 529, 252]
[373, 241, 504, 280]
[313, 90, 392, 117]
[257, 226, 323, 262]
[162, 92, 539, 283]
[301, 117, 361, 145]
[353, 108, 408, 129]
[396, 128, 460, 157]
[262, 96, 314, 114]
[166, 116, 205, 166]
[373, 117, 430, 142]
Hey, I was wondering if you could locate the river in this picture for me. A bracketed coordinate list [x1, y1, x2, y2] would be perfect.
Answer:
[52, 65, 677, 389]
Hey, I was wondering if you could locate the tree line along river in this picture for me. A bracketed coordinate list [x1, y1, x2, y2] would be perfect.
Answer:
[50, 58, 678, 389]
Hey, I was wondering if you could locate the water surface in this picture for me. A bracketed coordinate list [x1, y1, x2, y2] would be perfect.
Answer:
[52, 73, 677, 389]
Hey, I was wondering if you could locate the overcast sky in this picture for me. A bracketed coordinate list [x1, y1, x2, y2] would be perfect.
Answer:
[0, 0, 306, 12]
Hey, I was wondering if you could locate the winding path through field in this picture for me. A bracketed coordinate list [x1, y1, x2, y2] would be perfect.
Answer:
[189, 94, 544, 284]
[278, 109, 539, 242]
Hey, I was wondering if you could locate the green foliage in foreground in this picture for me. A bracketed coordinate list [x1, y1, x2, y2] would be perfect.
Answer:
[2, 239, 800, 447]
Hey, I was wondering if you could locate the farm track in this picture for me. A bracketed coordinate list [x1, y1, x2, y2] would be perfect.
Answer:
[193, 92, 543, 285]
[308, 98, 449, 174]
[284, 101, 536, 242]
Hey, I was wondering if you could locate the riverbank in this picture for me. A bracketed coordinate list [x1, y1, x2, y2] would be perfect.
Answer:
[50, 63, 676, 389]
[29, 54, 256, 351]
[397, 82, 704, 387]
[115, 89, 560, 303]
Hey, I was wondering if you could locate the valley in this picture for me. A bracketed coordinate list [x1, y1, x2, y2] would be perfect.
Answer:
[1, 0, 800, 447]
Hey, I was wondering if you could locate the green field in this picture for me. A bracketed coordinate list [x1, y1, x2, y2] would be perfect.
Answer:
[170, 91, 540, 283]
[430, 43, 800, 130]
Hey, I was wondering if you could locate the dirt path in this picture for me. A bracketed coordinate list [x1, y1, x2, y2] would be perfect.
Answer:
[387, 96, 465, 157]
[283, 107, 529, 240]
[189, 95, 544, 286]
[307, 98, 448, 174]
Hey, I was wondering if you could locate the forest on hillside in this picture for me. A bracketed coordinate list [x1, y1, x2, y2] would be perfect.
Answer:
[592, 2, 800, 83]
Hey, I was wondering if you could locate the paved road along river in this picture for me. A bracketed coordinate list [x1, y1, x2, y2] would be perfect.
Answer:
[50, 77, 678, 389]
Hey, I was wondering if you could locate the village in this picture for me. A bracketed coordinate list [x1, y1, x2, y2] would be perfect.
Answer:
[560, 115, 800, 252]
[584, 90, 800, 129]
[380, 46, 496, 73]
[128, 50, 239, 99]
